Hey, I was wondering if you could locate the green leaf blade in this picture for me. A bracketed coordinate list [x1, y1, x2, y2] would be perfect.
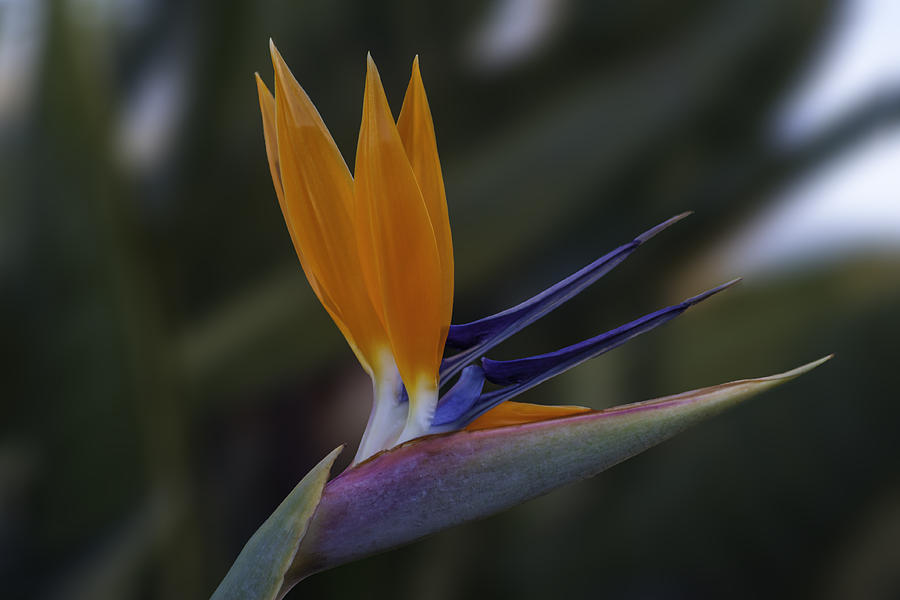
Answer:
[212, 446, 343, 600]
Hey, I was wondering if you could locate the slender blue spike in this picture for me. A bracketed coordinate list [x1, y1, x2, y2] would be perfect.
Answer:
[439, 213, 691, 385]
[439, 352, 470, 385]
[448, 279, 740, 427]
[431, 365, 487, 429]
[483, 279, 740, 384]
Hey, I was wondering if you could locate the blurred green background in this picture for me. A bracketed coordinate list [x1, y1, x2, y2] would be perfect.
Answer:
[3, 0, 899, 598]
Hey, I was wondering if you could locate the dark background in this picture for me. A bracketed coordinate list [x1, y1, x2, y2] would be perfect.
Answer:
[3, 0, 899, 598]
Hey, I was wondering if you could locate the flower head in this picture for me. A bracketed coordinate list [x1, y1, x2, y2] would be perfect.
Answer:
[255, 44, 750, 463]
[212, 46, 832, 598]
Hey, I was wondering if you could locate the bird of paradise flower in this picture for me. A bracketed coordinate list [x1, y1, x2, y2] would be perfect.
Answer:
[212, 42, 830, 600]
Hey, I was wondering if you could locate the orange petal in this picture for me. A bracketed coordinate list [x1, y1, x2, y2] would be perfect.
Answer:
[255, 73, 329, 304]
[354, 54, 445, 390]
[465, 402, 593, 431]
[269, 42, 387, 372]
[255, 74, 286, 208]
[397, 57, 454, 331]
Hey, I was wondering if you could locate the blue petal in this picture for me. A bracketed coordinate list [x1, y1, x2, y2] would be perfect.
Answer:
[431, 365, 486, 429]
[440, 212, 691, 384]
[448, 279, 740, 427]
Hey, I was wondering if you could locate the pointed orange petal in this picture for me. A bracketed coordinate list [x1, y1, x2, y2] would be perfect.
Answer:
[269, 42, 387, 372]
[354, 55, 445, 390]
[256, 73, 329, 303]
[255, 73, 286, 208]
[464, 402, 593, 431]
[397, 57, 454, 330]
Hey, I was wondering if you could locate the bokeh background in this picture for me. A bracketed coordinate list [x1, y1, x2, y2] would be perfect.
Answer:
[3, 0, 900, 598]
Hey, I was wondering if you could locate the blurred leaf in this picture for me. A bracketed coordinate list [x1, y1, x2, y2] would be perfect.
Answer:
[46, 491, 177, 600]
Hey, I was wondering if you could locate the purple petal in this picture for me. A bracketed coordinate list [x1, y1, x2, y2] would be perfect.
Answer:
[440, 212, 691, 384]
[452, 279, 740, 426]
[431, 365, 486, 429]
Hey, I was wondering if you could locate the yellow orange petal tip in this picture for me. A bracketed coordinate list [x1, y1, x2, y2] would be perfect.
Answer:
[366, 53, 379, 77]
